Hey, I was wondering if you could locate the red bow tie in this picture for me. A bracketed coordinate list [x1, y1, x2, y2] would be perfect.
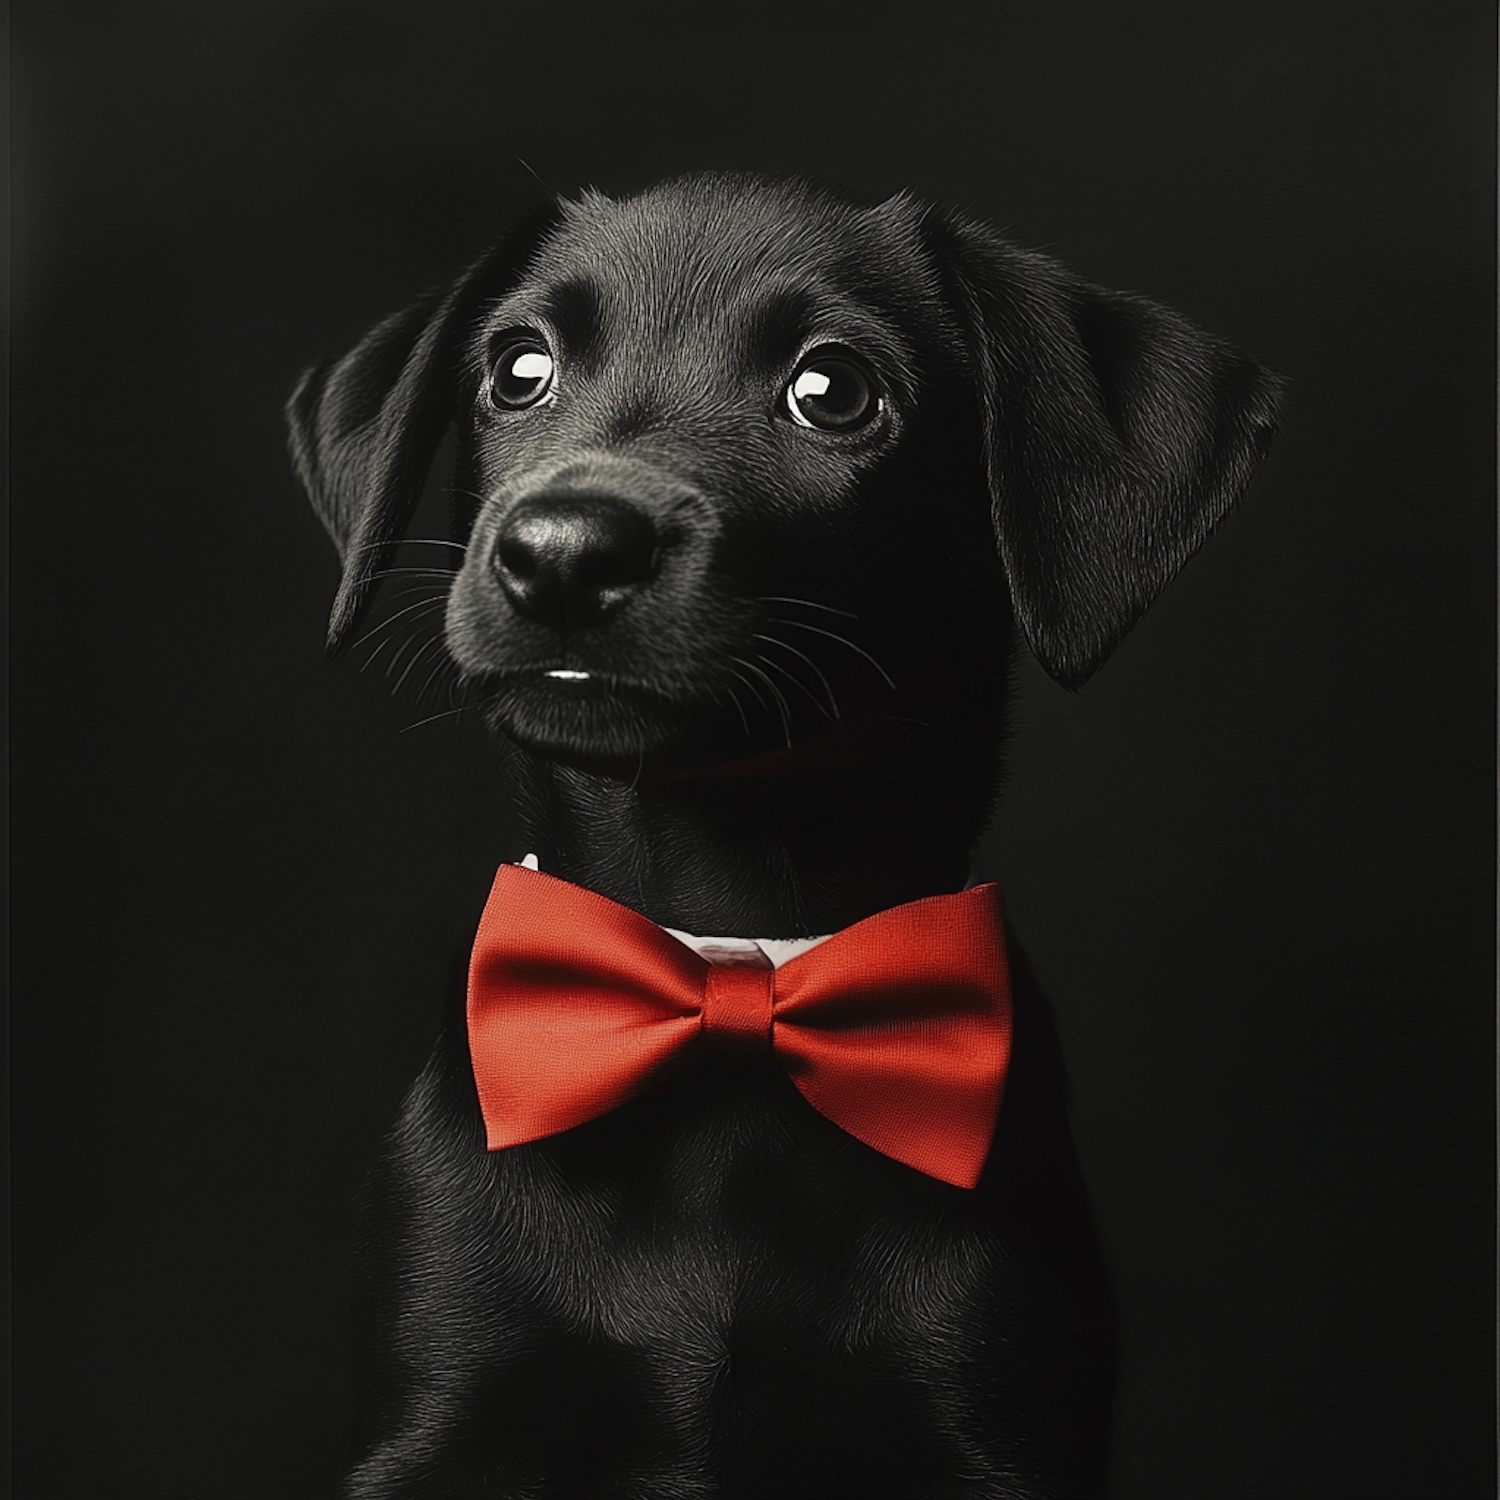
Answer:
[466, 865, 1013, 1188]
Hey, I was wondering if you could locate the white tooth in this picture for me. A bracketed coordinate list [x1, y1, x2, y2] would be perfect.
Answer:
[546, 669, 591, 680]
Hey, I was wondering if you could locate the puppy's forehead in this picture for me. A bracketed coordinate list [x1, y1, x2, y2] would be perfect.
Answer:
[499, 178, 935, 349]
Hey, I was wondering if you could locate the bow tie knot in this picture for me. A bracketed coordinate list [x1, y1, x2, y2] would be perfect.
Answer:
[466, 864, 1014, 1188]
[701, 963, 776, 1048]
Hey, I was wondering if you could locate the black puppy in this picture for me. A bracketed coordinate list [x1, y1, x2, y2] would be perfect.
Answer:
[288, 174, 1278, 1500]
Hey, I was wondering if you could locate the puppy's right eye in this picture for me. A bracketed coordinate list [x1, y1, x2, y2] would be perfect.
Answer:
[784, 350, 881, 431]
[489, 338, 556, 409]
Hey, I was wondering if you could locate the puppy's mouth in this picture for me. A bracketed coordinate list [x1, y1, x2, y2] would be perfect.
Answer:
[465, 649, 922, 782]
[466, 661, 749, 766]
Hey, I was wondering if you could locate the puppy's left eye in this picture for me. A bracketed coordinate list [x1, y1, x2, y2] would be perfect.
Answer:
[785, 352, 881, 431]
[489, 338, 556, 409]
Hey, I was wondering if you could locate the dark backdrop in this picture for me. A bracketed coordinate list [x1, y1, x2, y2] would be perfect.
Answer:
[12, 4, 1495, 1497]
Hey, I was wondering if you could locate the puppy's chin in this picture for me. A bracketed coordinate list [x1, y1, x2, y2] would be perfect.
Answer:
[474, 673, 761, 770]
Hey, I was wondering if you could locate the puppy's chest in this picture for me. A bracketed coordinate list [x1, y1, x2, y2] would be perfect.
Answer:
[490, 1064, 1000, 1363]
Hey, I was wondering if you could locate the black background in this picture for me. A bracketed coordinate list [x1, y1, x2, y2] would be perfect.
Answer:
[12, 3, 1495, 1496]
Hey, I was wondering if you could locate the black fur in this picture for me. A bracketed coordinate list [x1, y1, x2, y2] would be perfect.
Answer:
[288, 173, 1279, 1499]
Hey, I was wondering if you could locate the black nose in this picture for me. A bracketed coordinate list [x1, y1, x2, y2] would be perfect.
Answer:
[491, 495, 661, 635]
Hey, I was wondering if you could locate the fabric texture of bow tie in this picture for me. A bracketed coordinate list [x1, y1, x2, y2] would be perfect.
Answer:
[466, 864, 1013, 1188]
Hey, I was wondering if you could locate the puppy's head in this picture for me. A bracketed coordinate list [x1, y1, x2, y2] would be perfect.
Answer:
[288, 174, 1278, 768]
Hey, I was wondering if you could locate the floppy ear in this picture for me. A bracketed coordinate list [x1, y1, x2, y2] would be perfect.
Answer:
[286, 203, 563, 653]
[927, 210, 1281, 688]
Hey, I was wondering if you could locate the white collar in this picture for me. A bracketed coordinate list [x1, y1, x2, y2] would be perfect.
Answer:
[662, 929, 829, 969]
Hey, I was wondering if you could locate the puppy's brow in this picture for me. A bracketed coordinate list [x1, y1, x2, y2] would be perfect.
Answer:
[539, 276, 604, 353]
[748, 288, 819, 361]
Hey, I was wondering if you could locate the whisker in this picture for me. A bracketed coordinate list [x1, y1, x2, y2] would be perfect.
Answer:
[757, 594, 858, 620]
[768, 619, 896, 690]
[397, 703, 474, 735]
[397, 681, 507, 736]
[363, 566, 460, 585]
[349, 594, 447, 654]
[392, 632, 452, 699]
[724, 662, 770, 713]
[753, 649, 836, 723]
[413, 646, 460, 706]
[355, 630, 441, 684]
[731, 656, 792, 748]
[345, 537, 468, 556]
[753, 633, 840, 721]
[387, 614, 446, 686]
[365, 583, 449, 605]
[353, 614, 447, 683]
[710, 682, 752, 738]
[361, 636, 410, 680]
[382, 629, 424, 687]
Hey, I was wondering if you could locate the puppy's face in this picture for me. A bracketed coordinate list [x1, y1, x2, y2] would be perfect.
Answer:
[291, 174, 1278, 769]
[442, 180, 1008, 767]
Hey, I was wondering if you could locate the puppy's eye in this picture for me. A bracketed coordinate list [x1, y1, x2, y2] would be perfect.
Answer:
[489, 338, 555, 409]
[785, 352, 881, 431]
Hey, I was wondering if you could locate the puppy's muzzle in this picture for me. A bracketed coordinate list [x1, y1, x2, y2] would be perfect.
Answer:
[492, 494, 662, 637]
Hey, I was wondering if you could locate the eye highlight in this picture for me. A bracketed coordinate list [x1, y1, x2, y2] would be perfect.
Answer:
[489, 336, 556, 410]
[785, 350, 881, 431]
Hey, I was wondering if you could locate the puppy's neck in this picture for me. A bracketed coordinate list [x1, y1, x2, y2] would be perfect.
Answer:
[505, 742, 983, 938]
